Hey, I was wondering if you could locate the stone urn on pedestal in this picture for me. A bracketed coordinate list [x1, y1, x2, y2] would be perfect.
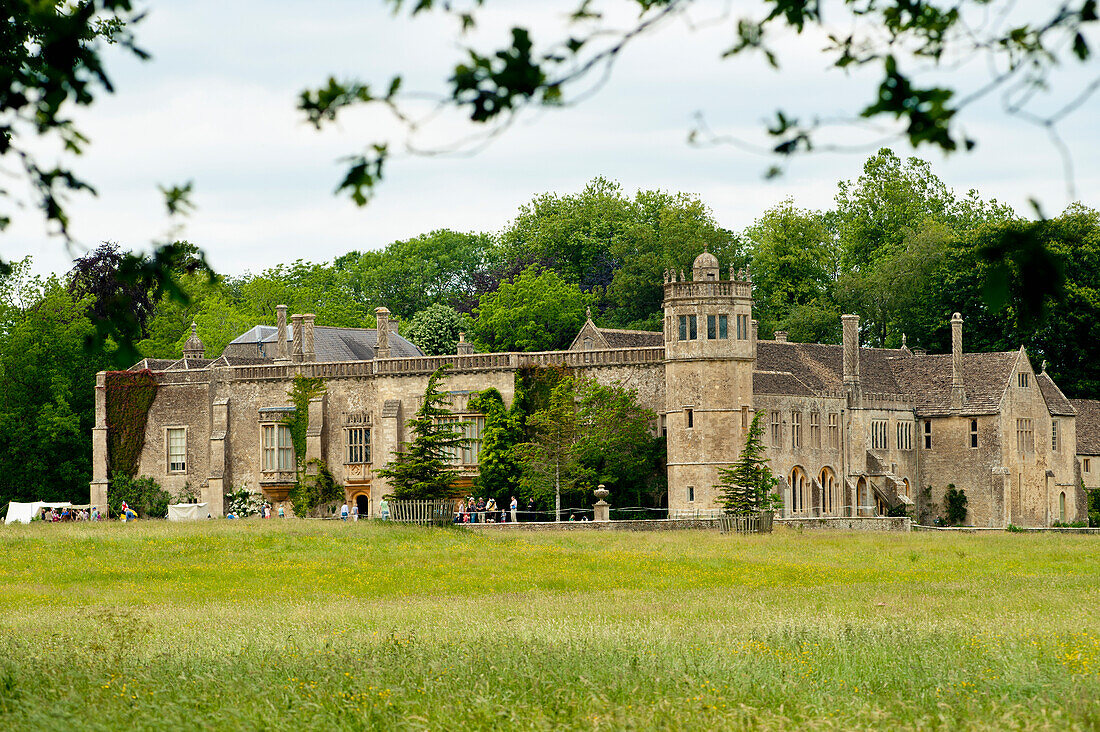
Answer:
[593, 484, 610, 523]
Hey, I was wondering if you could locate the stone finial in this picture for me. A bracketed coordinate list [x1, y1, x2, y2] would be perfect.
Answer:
[680, 269, 686, 282]
[901, 333, 907, 348]
[950, 312, 965, 409]
[1041, 360, 1048, 374]
[586, 306, 592, 321]
[745, 264, 752, 283]
[183, 322, 205, 359]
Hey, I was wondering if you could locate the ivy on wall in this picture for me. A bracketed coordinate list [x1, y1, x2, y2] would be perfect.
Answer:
[104, 369, 158, 479]
[514, 364, 571, 418]
[282, 374, 326, 481]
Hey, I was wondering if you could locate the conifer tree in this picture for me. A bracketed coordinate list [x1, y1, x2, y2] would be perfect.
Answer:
[716, 410, 781, 515]
[377, 365, 469, 500]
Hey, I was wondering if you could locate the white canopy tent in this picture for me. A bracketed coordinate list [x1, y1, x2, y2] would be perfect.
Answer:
[4, 501, 74, 524]
[167, 503, 208, 521]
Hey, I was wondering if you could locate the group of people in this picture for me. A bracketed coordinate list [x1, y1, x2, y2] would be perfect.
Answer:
[42, 506, 98, 522]
[454, 496, 520, 524]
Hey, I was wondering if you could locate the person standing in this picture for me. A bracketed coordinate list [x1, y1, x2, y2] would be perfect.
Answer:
[351, 504, 359, 522]
[278, 505, 285, 519]
[510, 496, 518, 524]
[340, 503, 349, 521]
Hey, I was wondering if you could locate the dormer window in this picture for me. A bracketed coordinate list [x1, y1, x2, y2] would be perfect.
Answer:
[583, 337, 594, 351]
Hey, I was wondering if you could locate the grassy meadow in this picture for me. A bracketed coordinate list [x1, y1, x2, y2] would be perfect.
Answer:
[0, 521, 1098, 730]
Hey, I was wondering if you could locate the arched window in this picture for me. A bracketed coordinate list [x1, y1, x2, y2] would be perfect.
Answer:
[789, 467, 809, 517]
[902, 478, 911, 499]
[820, 467, 840, 516]
[1059, 491, 1066, 523]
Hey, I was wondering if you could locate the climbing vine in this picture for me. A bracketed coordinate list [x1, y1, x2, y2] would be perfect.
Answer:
[105, 369, 158, 479]
[282, 374, 326, 481]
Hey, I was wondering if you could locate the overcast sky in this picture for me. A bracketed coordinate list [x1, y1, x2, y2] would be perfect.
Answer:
[6, 1, 1098, 277]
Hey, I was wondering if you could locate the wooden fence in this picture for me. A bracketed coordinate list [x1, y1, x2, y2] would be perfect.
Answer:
[718, 511, 774, 535]
[387, 499, 456, 526]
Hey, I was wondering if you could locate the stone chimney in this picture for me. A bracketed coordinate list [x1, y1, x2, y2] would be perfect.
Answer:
[291, 314, 304, 363]
[275, 305, 289, 363]
[951, 312, 966, 409]
[302, 314, 316, 362]
[842, 314, 860, 399]
[374, 307, 390, 358]
[751, 319, 758, 359]
[389, 316, 399, 334]
[774, 331, 788, 343]
[457, 332, 474, 355]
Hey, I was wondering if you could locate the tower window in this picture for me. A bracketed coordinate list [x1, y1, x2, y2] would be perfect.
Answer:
[718, 314, 728, 339]
[688, 485, 695, 502]
[678, 315, 698, 341]
[685, 407, 694, 429]
[707, 314, 716, 339]
[970, 419, 978, 448]
[1052, 420, 1059, 452]
[923, 420, 932, 450]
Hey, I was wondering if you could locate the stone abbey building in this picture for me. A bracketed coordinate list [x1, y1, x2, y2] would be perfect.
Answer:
[91, 250, 1089, 526]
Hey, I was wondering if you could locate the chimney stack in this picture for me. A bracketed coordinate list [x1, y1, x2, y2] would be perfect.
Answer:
[774, 331, 788, 343]
[457, 332, 474, 355]
[302, 314, 316, 362]
[291, 314, 304, 363]
[842, 314, 861, 399]
[275, 305, 289, 363]
[751, 319, 758, 359]
[374, 307, 391, 358]
[951, 312, 966, 409]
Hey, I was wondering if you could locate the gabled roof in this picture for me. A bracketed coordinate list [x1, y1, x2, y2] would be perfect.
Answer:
[568, 317, 663, 351]
[1070, 399, 1100, 455]
[889, 351, 1019, 415]
[755, 341, 903, 395]
[1037, 371, 1076, 416]
[751, 339, 1026, 415]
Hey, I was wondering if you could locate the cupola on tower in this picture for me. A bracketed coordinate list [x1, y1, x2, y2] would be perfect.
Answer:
[662, 247, 755, 510]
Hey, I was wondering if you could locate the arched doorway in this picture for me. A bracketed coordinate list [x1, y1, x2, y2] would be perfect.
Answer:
[857, 477, 872, 517]
[789, 467, 809, 517]
[902, 478, 911, 500]
[355, 493, 370, 518]
[820, 467, 840, 516]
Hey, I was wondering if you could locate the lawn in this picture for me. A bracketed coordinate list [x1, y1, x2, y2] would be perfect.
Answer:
[0, 521, 1097, 730]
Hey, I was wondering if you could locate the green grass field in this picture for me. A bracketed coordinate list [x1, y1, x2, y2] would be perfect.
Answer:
[0, 522, 1097, 730]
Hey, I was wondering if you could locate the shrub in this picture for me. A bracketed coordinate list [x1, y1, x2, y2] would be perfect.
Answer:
[290, 460, 343, 517]
[108, 472, 170, 518]
[944, 484, 968, 526]
[225, 487, 265, 517]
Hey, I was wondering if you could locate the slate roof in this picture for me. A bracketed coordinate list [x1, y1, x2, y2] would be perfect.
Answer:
[1037, 371, 1076, 416]
[128, 358, 176, 372]
[752, 340, 1022, 416]
[232, 324, 424, 361]
[1070, 399, 1100, 454]
[755, 341, 903, 395]
[753, 370, 814, 396]
[595, 327, 664, 348]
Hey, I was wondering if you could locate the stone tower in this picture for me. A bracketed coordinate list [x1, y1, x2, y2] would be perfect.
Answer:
[663, 248, 755, 511]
